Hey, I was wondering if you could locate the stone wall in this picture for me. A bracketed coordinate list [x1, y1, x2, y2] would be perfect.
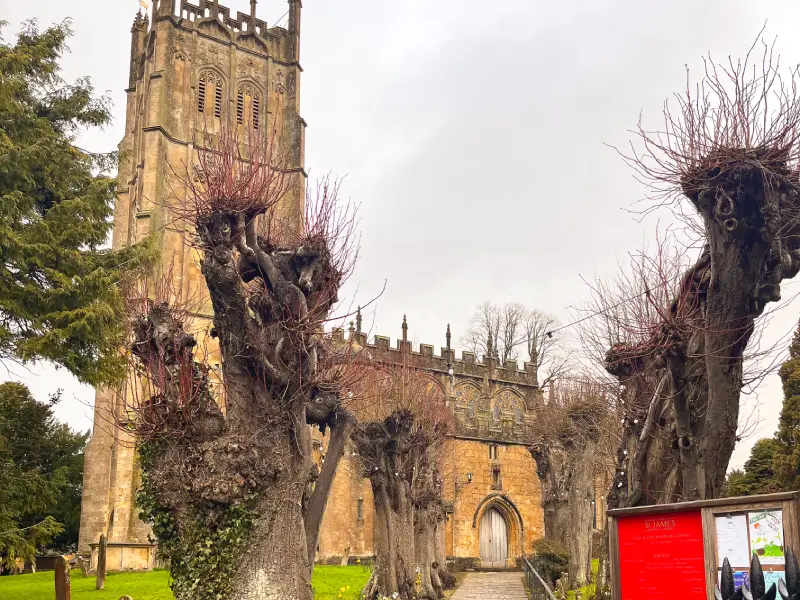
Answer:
[443, 439, 543, 565]
[315, 324, 546, 567]
[89, 543, 158, 572]
[315, 450, 375, 564]
[315, 436, 544, 567]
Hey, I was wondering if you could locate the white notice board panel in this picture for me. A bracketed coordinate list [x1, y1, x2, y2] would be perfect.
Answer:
[715, 514, 750, 568]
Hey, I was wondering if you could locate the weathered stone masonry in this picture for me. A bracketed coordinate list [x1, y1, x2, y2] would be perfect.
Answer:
[315, 318, 546, 569]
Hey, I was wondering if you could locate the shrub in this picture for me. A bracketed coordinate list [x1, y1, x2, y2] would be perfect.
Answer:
[531, 537, 570, 587]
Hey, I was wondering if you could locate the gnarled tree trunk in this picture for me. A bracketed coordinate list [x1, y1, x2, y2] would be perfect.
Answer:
[365, 476, 416, 600]
[355, 414, 417, 600]
[529, 443, 570, 546]
[606, 158, 800, 509]
[415, 507, 443, 600]
[414, 464, 448, 600]
[127, 144, 357, 599]
[531, 390, 604, 587]
[354, 402, 453, 600]
[568, 435, 596, 587]
[433, 506, 455, 590]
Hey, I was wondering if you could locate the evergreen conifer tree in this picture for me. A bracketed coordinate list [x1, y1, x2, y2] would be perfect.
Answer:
[773, 323, 800, 489]
[0, 382, 87, 568]
[724, 438, 781, 497]
[0, 19, 149, 385]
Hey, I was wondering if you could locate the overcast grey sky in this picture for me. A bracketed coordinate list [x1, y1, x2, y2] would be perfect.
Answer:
[4, 0, 800, 468]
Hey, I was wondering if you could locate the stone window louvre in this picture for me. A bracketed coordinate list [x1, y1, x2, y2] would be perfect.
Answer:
[197, 77, 206, 112]
[252, 94, 260, 129]
[214, 83, 222, 118]
[236, 89, 244, 124]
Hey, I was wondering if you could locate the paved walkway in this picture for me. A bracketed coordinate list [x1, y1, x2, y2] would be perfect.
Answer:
[450, 572, 527, 600]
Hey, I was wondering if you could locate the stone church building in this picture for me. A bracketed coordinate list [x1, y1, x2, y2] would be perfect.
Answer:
[78, 0, 546, 571]
[317, 319, 545, 568]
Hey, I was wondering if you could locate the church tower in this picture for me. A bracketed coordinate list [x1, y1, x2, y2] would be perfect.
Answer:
[78, 0, 306, 563]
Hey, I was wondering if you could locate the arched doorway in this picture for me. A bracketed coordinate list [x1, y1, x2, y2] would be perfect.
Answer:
[479, 507, 508, 568]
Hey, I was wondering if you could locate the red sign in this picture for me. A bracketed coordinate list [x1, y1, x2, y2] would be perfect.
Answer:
[618, 510, 706, 600]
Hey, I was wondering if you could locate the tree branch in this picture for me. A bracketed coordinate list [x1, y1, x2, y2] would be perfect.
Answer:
[304, 406, 356, 567]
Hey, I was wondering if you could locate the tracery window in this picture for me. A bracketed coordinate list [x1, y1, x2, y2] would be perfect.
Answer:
[236, 84, 261, 129]
[198, 71, 224, 118]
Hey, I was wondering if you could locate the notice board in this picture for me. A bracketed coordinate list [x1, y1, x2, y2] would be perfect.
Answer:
[617, 510, 706, 600]
[713, 509, 787, 589]
[607, 492, 800, 600]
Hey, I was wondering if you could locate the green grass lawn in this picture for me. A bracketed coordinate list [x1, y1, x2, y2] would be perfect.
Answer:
[0, 565, 372, 600]
[311, 565, 372, 600]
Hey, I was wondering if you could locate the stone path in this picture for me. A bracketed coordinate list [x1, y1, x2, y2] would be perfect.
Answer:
[450, 571, 527, 600]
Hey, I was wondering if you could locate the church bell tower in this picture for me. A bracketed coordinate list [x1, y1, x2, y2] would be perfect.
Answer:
[78, 0, 306, 560]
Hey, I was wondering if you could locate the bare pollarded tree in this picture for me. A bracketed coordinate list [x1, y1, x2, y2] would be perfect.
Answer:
[120, 124, 359, 600]
[571, 238, 691, 592]
[529, 378, 614, 587]
[462, 301, 568, 385]
[601, 37, 800, 507]
[350, 365, 455, 600]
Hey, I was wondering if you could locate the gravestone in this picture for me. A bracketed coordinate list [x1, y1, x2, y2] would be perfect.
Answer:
[54, 555, 71, 600]
[96, 533, 107, 590]
[76, 556, 89, 578]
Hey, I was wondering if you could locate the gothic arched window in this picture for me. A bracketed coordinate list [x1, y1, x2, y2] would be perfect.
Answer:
[236, 84, 261, 130]
[198, 71, 224, 118]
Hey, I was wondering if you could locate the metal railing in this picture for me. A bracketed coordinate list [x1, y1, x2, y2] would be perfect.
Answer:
[522, 557, 558, 600]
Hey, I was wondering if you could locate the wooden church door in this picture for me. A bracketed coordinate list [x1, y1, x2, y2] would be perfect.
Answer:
[479, 507, 508, 568]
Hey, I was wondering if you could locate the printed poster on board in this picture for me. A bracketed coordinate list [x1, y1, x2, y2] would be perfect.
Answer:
[748, 510, 785, 565]
[716, 514, 750, 567]
[717, 571, 750, 590]
[765, 571, 786, 591]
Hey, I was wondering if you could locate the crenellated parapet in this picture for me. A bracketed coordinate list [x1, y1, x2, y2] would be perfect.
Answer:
[118, 0, 306, 262]
[176, 1, 270, 35]
[331, 313, 543, 445]
[157, 0, 299, 62]
[130, 0, 300, 65]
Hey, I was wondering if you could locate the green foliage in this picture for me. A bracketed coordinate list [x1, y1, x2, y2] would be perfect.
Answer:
[531, 537, 570, 587]
[0, 19, 152, 385]
[0, 382, 87, 567]
[136, 440, 259, 600]
[723, 438, 782, 497]
[774, 323, 800, 490]
[722, 320, 800, 496]
[0, 566, 371, 600]
[564, 560, 600, 600]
